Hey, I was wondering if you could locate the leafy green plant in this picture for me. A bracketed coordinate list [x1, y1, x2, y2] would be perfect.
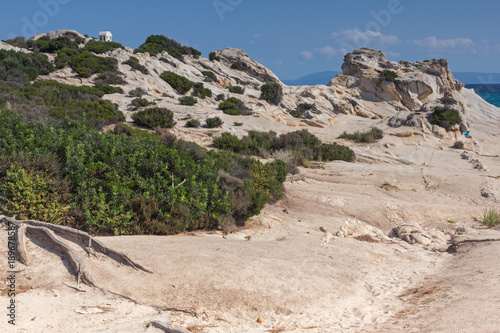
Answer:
[132, 97, 150, 108]
[123, 56, 149, 74]
[206, 117, 223, 128]
[84, 40, 123, 54]
[28, 36, 79, 53]
[430, 107, 462, 131]
[338, 127, 384, 143]
[132, 107, 176, 129]
[192, 82, 212, 99]
[452, 141, 464, 149]
[94, 84, 124, 95]
[186, 119, 201, 127]
[382, 70, 398, 82]
[209, 51, 220, 61]
[482, 208, 500, 227]
[231, 61, 247, 70]
[215, 94, 225, 101]
[260, 82, 283, 105]
[201, 71, 216, 82]
[179, 96, 198, 106]
[233, 122, 243, 126]
[136, 35, 201, 59]
[290, 103, 313, 118]
[228, 86, 244, 94]
[219, 97, 249, 115]
[160, 71, 192, 94]
[129, 87, 147, 97]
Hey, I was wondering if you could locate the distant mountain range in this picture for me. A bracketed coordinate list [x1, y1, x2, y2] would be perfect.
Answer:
[283, 71, 500, 86]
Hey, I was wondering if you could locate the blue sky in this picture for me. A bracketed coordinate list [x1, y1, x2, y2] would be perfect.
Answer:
[2, 0, 500, 80]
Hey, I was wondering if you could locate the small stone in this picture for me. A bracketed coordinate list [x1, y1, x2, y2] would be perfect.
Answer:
[257, 317, 264, 323]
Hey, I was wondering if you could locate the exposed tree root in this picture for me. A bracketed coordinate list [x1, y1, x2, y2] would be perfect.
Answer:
[446, 238, 500, 253]
[147, 320, 192, 333]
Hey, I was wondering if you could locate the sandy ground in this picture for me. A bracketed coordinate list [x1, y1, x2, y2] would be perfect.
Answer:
[1, 92, 500, 333]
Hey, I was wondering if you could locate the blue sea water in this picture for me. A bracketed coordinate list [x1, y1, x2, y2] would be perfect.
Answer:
[465, 84, 500, 107]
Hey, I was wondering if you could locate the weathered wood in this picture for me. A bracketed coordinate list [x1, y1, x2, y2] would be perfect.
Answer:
[16, 224, 28, 265]
[446, 238, 500, 253]
[3, 216, 152, 273]
[25, 225, 96, 286]
[147, 321, 191, 333]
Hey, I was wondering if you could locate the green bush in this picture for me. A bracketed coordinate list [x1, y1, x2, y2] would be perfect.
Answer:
[338, 127, 384, 143]
[319, 143, 355, 162]
[430, 107, 462, 131]
[68, 51, 120, 78]
[482, 208, 500, 227]
[186, 119, 201, 128]
[202, 71, 216, 82]
[123, 56, 149, 74]
[206, 117, 223, 128]
[452, 141, 464, 149]
[132, 97, 150, 108]
[260, 82, 283, 105]
[132, 107, 176, 129]
[29, 36, 79, 53]
[129, 87, 147, 97]
[3, 36, 29, 49]
[0, 110, 286, 234]
[209, 51, 221, 61]
[219, 97, 249, 115]
[179, 96, 198, 106]
[290, 103, 313, 118]
[0, 49, 55, 86]
[215, 94, 225, 101]
[84, 40, 123, 54]
[94, 71, 126, 85]
[160, 71, 192, 94]
[94, 84, 124, 95]
[231, 61, 248, 70]
[214, 133, 245, 153]
[383, 70, 398, 82]
[233, 122, 243, 126]
[136, 35, 201, 59]
[192, 82, 212, 99]
[228, 86, 244, 94]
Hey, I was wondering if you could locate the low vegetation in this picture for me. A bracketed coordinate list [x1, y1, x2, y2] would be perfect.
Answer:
[186, 119, 201, 128]
[136, 35, 201, 59]
[0, 110, 287, 235]
[132, 107, 176, 129]
[131, 97, 150, 108]
[382, 70, 398, 82]
[201, 71, 216, 82]
[206, 117, 223, 128]
[83, 40, 124, 54]
[338, 127, 384, 143]
[219, 97, 250, 115]
[482, 208, 500, 227]
[179, 96, 198, 106]
[123, 56, 149, 74]
[228, 86, 244, 94]
[56, 48, 121, 78]
[192, 82, 212, 99]
[214, 129, 355, 163]
[160, 71, 192, 94]
[289, 103, 313, 118]
[260, 82, 283, 105]
[430, 107, 462, 131]
[452, 141, 464, 149]
[209, 51, 220, 61]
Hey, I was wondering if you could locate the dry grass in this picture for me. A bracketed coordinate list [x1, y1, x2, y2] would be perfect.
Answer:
[381, 182, 400, 191]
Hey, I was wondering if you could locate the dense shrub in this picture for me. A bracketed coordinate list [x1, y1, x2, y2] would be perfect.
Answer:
[3, 36, 29, 49]
[206, 116, 223, 128]
[123, 56, 149, 74]
[0, 49, 55, 86]
[430, 107, 462, 131]
[132, 97, 150, 108]
[136, 35, 201, 59]
[233, 122, 243, 126]
[215, 94, 225, 101]
[202, 71, 216, 82]
[290, 103, 313, 118]
[160, 71, 192, 94]
[260, 82, 283, 105]
[482, 208, 500, 227]
[209, 51, 221, 61]
[186, 119, 201, 127]
[192, 82, 212, 99]
[132, 107, 176, 129]
[0, 110, 285, 234]
[84, 40, 123, 54]
[93, 71, 126, 85]
[231, 61, 248, 71]
[452, 141, 464, 149]
[93, 84, 124, 95]
[338, 127, 384, 143]
[129, 87, 147, 97]
[28, 36, 79, 53]
[214, 129, 355, 163]
[228, 86, 244, 94]
[219, 97, 249, 115]
[179, 96, 198, 106]
[382, 70, 398, 82]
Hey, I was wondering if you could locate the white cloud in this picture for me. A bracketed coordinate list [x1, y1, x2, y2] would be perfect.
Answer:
[314, 46, 340, 58]
[331, 29, 400, 48]
[300, 50, 314, 59]
[413, 36, 475, 51]
[274, 59, 283, 65]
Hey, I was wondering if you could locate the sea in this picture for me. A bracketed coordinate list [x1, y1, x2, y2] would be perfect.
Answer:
[466, 84, 500, 107]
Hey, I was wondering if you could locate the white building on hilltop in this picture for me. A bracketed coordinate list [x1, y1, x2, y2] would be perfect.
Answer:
[98, 31, 112, 42]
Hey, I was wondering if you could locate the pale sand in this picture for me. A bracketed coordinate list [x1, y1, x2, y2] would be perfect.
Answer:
[1, 92, 500, 333]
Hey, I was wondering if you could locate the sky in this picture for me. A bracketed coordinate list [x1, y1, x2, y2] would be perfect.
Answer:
[2, 0, 500, 81]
